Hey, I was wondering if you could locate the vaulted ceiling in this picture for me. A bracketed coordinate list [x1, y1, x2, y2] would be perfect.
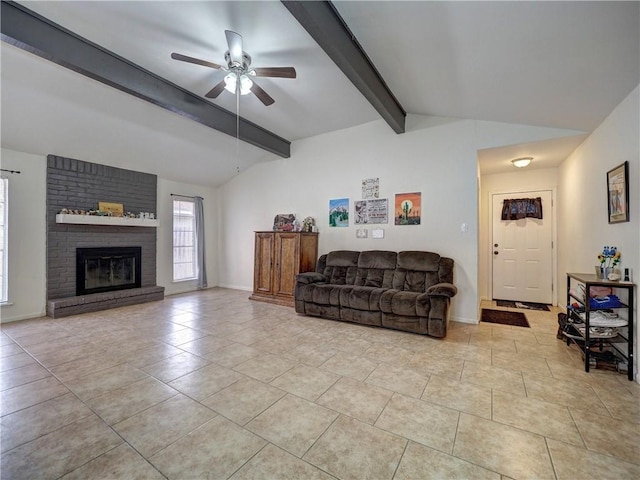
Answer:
[2, 1, 638, 186]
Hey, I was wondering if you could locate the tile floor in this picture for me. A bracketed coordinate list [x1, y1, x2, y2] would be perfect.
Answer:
[1, 289, 639, 479]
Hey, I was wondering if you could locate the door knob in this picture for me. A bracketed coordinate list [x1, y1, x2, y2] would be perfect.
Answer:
[494, 251, 499, 255]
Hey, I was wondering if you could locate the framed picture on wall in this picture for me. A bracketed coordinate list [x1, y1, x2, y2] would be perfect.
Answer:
[607, 161, 629, 224]
[329, 198, 349, 227]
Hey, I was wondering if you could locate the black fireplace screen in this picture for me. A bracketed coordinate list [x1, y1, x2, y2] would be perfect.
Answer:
[76, 247, 141, 296]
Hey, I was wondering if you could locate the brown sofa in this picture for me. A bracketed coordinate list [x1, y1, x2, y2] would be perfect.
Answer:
[294, 250, 457, 337]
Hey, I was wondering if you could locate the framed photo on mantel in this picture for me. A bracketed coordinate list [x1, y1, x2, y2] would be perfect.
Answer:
[607, 161, 629, 224]
[98, 202, 124, 217]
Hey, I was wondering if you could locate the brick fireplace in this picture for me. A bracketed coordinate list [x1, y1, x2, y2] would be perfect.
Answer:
[46, 155, 164, 317]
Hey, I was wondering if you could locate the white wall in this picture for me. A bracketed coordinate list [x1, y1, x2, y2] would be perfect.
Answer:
[0, 149, 47, 322]
[479, 168, 559, 302]
[156, 178, 220, 295]
[219, 115, 481, 323]
[558, 85, 639, 381]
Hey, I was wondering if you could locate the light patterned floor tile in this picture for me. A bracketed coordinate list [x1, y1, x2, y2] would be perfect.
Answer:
[461, 361, 525, 394]
[270, 364, 340, 401]
[168, 362, 243, 400]
[1, 392, 94, 451]
[303, 414, 406, 480]
[202, 376, 286, 425]
[85, 377, 178, 425]
[365, 362, 429, 398]
[316, 376, 392, 424]
[395, 441, 500, 480]
[453, 413, 555, 479]
[149, 416, 266, 479]
[0, 414, 123, 480]
[247, 394, 338, 457]
[233, 353, 297, 382]
[492, 390, 583, 445]
[547, 438, 640, 480]
[230, 443, 335, 480]
[320, 351, 379, 380]
[571, 409, 640, 464]
[375, 393, 459, 453]
[422, 374, 492, 419]
[60, 443, 165, 480]
[0, 376, 69, 416]
[113, 393, 216, 458]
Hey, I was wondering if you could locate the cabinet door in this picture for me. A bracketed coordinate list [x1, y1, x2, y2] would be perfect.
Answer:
[254, 233, 274, 295]
[274, 232, 300, 297]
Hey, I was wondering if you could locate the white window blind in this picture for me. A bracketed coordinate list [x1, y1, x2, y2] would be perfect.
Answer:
[172, 198, 197, 281]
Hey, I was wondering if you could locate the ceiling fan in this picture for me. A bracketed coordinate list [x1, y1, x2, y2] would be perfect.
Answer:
[171, 30, 296, 106]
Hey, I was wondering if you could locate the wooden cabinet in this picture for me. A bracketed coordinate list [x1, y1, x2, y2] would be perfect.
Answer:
[250, 231, 319, 306]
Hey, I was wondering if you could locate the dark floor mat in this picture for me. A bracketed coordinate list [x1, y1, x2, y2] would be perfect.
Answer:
[481, 309, 530, 328]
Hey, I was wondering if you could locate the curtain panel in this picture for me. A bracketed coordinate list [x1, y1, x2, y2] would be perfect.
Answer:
[501, 197, 543, 220]
[194, 196, 207, 289]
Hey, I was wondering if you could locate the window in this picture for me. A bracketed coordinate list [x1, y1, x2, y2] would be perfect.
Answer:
[0, 179, 7, 302]
[172, 198, 197, 281]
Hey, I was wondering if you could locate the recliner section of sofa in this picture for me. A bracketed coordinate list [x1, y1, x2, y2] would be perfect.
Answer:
[294, 250, 457, 337]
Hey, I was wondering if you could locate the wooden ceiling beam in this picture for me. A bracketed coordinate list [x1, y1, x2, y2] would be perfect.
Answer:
[282, 0, 406, 134]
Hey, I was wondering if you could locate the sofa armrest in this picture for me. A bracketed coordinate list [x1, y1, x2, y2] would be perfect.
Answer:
[425, 282, 457, 297]
[296, 272, 327, 285]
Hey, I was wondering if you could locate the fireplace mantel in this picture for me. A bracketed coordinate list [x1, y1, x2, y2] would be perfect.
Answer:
[56, 214, 159, 227]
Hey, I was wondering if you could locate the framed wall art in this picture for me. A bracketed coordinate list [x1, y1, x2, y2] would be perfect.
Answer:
[394, 192, 421, 225]
[607, 161, 629, 224]
[354, 199, 388, 224]
[329, 198, 349, 227]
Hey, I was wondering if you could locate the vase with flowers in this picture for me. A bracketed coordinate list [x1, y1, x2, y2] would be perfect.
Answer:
[596, 246, 621, 279]
[302, 216, 316, 233]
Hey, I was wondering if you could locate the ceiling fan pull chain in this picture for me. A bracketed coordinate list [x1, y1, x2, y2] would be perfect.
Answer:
[236, 79, 241, 173]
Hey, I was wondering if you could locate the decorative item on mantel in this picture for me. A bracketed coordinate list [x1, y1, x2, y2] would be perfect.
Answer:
[595, 246, 621, 280]
[59, 208, 155, 219]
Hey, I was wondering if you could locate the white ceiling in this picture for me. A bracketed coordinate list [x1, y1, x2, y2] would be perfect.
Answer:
[2, 1, 638, 186]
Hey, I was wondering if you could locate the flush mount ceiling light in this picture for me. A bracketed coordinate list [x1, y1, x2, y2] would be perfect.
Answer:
[511, 157, 533, 168]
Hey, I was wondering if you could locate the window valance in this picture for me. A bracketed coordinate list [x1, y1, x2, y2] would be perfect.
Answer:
[501, 197, 543, 220]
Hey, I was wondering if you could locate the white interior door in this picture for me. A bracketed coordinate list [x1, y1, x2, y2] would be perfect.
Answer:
[492, 191, 553, 304]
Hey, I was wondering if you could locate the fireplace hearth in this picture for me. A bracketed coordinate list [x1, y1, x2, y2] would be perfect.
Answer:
[76, 247, 142, 296]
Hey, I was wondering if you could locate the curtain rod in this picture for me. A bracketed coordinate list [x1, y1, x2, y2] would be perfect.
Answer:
[0, 169, 21, 174]
[171, 193, 204, 200]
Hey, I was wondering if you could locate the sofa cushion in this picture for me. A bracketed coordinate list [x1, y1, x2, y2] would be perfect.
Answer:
[343, 286, 388, 310]
[392, 251, 443, 292]
[354, 250, 397, 288]
[309, 284, 344, 306]
[324, 250, 359, 285]
[380, 290, 422, 316]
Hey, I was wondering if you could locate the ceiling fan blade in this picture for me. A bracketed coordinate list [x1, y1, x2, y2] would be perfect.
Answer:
[204, 79, 227, 99]
[170, 52, 222, 70]
[225, 30, 244, 65]
[250, 82, 275, 106]
[252, 67, 297, 79]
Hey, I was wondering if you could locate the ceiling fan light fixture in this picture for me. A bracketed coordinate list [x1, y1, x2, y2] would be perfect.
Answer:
[223, 72, 253, 95]
[511, 157, 533, 168]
